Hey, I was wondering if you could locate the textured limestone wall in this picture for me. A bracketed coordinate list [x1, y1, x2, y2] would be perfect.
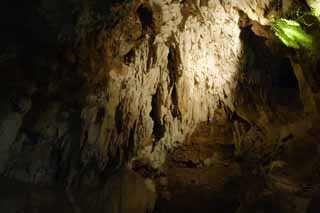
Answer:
[0, 0, 297, 173]
[77, 0, 247, 170]
[2, 1, 320, 212]
[1, 0, 316, 181]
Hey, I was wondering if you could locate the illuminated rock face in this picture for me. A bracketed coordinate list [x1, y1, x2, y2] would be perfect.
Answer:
[2, 0, 320, 213]
[79, 0, 303, 169]
[0, 0, 298, 172]
[77, 0, 246, 169]
[1, 0, 316, 180]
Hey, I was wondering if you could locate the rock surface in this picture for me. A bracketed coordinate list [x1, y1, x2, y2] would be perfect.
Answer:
[0, 0, 320, 212]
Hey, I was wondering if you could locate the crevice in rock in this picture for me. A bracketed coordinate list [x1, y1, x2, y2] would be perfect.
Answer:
[115, 103, 123, 134]
[167, 45, 182, 119]
[235, 24, 303, 119]
[150, 85, 165, 142]
[171, 85, 181, 119]
[95, 107, 105, 124]
[125, 122, 136, 161]
[271, 57, 300, 106]
[167, 46, 182, 87]
[147, 36, 156, 70]
[124, 48, 135, 65]
[137, 4, 154, 31]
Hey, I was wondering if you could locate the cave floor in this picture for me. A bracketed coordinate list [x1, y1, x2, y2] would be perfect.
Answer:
[153, 115, 320, 213]
[154, 122, 242, 213]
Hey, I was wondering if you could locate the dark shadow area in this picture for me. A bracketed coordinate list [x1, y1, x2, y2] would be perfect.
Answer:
[137, 4, 154, 30]
[150, 86, 165, 142]
[235, 26, 303, 119]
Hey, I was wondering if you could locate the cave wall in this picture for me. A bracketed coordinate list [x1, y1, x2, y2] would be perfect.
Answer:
[79, 0, 246, 170]
[2, 0, 320, 212]
[1, 0, 320, 197]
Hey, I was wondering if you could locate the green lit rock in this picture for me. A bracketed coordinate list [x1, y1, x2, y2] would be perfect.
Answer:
[312, 7, 320, 17]
[271, 19, 314, 49]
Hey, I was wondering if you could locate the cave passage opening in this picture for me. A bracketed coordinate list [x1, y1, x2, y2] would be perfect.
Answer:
[238, 25, 303, 115]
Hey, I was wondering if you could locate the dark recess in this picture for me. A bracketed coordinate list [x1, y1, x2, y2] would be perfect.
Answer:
[273, 57, 298, 89]
[167, 46, 182, 119]
[95, 107, 106, 124]
[137, 4, 154, 30]
[150, 86, 165, 141]
[239, 26, 302, 108]
[167, 46, 182, 86]
[125, 122, 136, 161]
[124, 48, 136, 65]
[171, 85, 181, 119]
[115, 103, 123, 133]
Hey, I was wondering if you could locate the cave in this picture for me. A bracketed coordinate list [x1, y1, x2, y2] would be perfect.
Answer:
[1, 1, 320, 213]
[272, 57, 301, 105]
[235, 25, 304, 122]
